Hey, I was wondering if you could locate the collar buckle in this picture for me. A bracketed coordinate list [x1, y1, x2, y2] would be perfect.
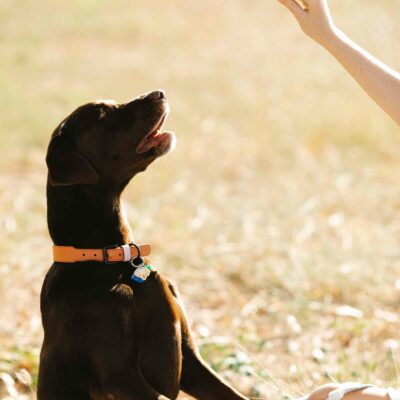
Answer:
[102, 244, 119, 264]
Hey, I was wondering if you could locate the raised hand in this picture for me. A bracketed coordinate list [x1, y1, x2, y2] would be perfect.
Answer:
[278, 0, 337, 47]
[277, 0, 400, 126]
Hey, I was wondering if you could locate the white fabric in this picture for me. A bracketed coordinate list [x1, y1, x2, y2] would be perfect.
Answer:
[327, 383, 375, 400]
[297, 383, 400, 400]
[121, 244, 131, 262]
[389, 389, 400, 400]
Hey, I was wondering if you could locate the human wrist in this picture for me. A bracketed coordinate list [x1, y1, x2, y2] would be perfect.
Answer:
[316, 26, 346, 51]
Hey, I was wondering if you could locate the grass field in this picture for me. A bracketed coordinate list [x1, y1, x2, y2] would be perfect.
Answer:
[1, 0, 400, 398]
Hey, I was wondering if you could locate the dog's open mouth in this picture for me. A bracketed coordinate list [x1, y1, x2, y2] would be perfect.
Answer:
[136, 110, 176, 156]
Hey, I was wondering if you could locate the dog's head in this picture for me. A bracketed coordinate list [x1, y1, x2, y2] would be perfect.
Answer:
[46, 90, 176, 187]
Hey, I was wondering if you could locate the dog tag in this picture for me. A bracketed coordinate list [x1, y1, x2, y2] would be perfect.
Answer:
[130, 255, 152, 283]
[131, 266, 151, 283]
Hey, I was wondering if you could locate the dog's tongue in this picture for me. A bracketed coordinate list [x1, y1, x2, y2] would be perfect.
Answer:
[136, 131, 169, 154]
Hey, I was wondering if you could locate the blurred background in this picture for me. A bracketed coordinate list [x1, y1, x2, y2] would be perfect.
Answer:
[1, 0, 400, 398]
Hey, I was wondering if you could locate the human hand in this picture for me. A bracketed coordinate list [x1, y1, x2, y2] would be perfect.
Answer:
[278, 0, 339, 47]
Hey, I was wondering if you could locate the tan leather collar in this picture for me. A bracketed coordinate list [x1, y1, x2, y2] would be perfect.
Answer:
[53, 244, 151, 263]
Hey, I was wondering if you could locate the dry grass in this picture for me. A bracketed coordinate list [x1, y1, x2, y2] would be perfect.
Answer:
[1, 0, 400, 398]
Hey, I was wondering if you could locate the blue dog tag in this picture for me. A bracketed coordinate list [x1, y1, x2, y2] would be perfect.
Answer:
[130, 265, 152, 284]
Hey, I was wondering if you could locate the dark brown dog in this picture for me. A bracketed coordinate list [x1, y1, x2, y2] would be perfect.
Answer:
[38, 91, 249, 400]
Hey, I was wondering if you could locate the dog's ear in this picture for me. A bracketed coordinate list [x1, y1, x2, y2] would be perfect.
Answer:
[46, 126, 99, 187]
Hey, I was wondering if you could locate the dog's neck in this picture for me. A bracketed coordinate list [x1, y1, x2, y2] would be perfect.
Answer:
[47, 181, 133, 248]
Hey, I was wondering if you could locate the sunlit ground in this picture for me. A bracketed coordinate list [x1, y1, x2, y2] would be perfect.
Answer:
[1, 0, 400, 398]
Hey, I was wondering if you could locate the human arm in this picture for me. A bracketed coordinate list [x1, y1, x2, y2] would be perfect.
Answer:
[278, 0, 400, 126]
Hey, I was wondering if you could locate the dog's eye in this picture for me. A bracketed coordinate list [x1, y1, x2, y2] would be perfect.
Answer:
[98, 104, 119, 122]
[98, 107, 108, 120]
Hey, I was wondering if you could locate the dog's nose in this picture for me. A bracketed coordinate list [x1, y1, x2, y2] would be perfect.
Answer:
[147, 90, 166, 100]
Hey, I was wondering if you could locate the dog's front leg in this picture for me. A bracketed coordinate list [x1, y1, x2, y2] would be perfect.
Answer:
[180, 339, 248, 400]
[166, 280, 248, 400]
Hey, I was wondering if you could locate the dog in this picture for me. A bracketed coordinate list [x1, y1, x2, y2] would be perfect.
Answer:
[38, 90, 249, 400]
